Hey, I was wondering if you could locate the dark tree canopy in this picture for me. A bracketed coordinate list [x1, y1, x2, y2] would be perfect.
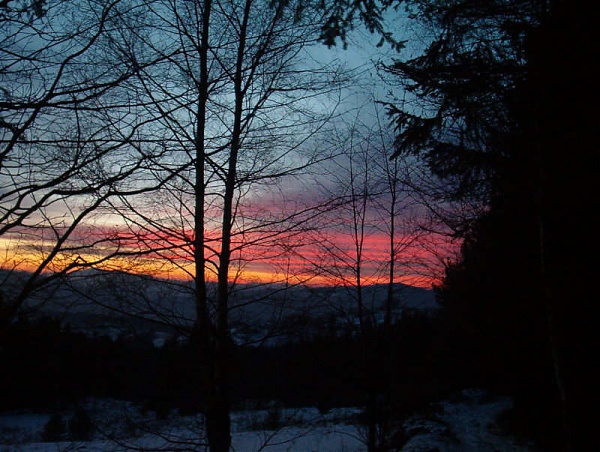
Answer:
[349, 0, 598, 449]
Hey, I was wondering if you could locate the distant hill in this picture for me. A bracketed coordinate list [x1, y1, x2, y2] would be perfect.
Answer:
[2, 269, 438, 346]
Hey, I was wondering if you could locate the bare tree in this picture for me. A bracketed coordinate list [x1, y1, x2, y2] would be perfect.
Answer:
[96, 0, 346, 450]
[0, 0, 170, 324]
[367, 108, 435, 326]
[301, 102, 447, 451]
[309, 109, 427, 322]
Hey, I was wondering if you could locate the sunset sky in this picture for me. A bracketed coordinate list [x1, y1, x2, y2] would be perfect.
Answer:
[0, 192, 453, 289]
[0, 6, 453, 290]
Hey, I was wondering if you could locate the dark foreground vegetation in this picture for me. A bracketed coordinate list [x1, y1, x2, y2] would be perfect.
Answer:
[0, 306, 565, 449]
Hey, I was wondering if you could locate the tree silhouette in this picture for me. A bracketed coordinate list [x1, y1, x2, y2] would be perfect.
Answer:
[100, 0, 345, 449]
[373, 0, 597, 448]
[0, 0, 167, 324]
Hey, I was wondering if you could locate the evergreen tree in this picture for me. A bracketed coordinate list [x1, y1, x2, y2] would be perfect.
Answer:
[377, 0, 597, 448]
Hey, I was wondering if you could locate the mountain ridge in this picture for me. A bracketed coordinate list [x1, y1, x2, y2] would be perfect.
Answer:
[2, 268, 439, 346]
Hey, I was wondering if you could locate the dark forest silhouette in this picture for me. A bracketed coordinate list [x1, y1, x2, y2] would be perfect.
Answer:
[379, 0, 597, 450]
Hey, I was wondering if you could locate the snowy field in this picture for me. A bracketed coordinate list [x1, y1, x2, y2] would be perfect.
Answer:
[1, 404, 364, 452]
[0, 390, 533, 451]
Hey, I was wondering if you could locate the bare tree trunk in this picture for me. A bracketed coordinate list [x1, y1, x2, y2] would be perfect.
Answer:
[385, 185, 397, 329]
[350, 158, 368, 332]
[192, 1, 232, 451]
[194, 0, 211, 346]
[206, 2, 254, 450]
[537, 179, 571, 451]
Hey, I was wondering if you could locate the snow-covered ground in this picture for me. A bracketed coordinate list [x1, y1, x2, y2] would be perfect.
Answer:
[0, 425, 364, 451]
[0, 404, 364, 451]
[400, 389, 534, 451]
[0, 390, 533, 451]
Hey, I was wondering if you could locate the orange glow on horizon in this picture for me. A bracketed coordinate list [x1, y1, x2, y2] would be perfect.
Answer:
[1, 228, 451, 289]
[1, 252, 439, 289]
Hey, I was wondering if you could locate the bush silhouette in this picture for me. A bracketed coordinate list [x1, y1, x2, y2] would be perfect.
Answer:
[42, 414, 66, 442]
[69, 406, 95, 440]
